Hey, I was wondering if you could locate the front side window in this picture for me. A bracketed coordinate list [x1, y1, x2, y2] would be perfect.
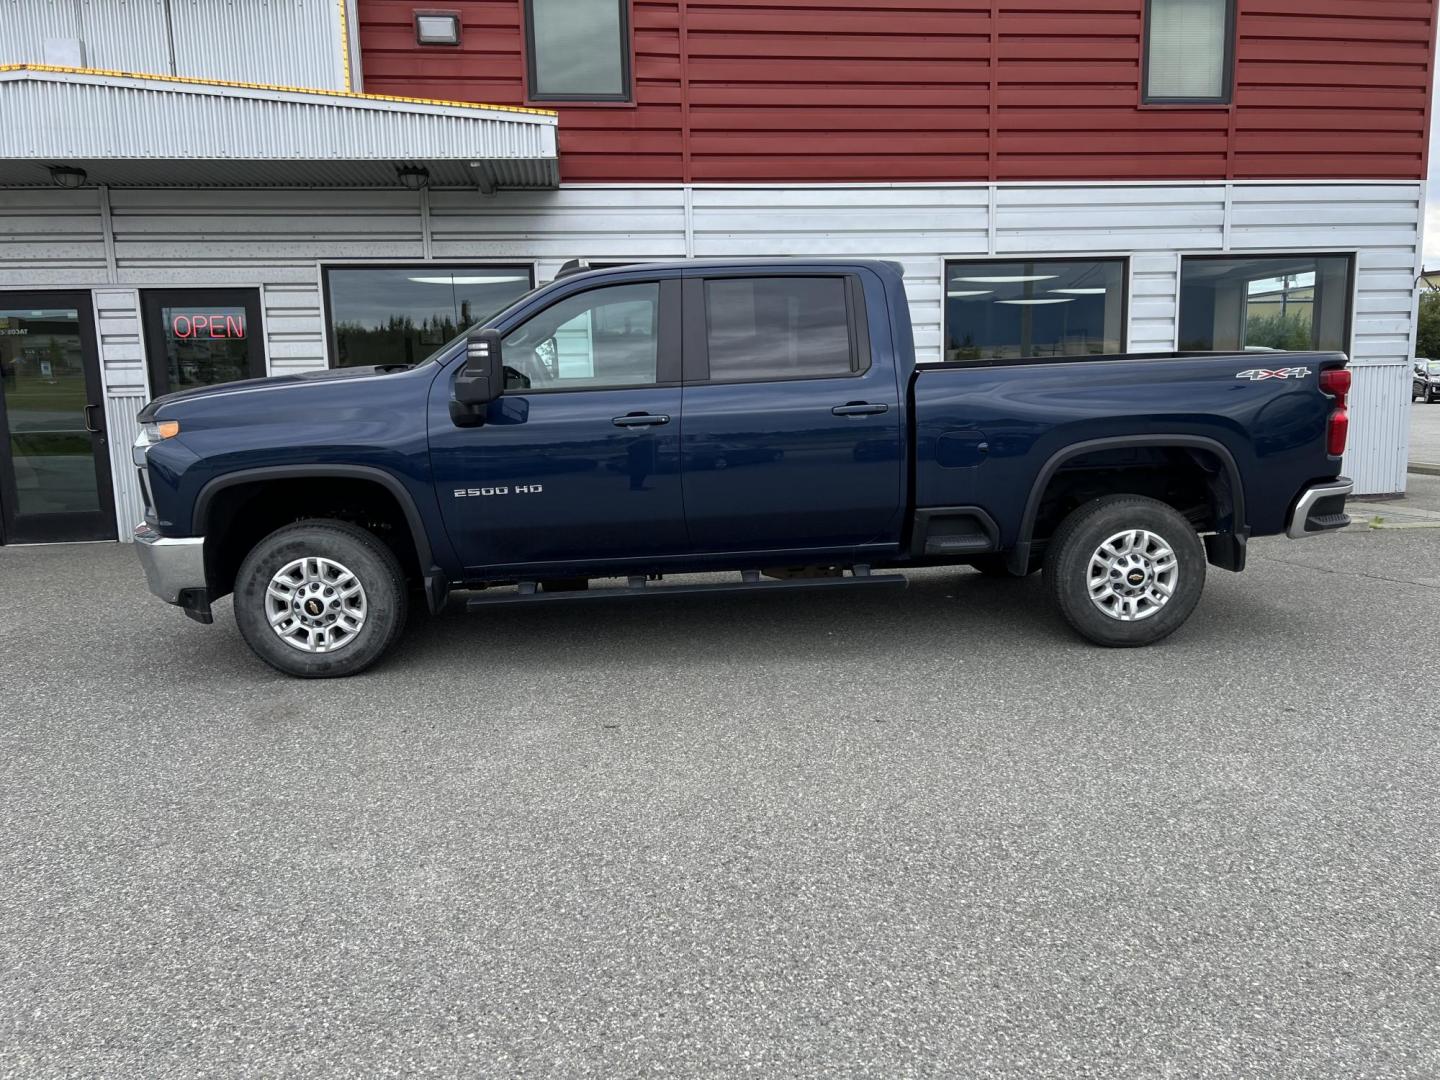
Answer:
[525, 0, 630, 101]
[326, 266, 532, 368]
[1144, 0, 1235, 104]
[141, 288, 266, 395]
[944, 260, 1126, 362]
[502, 282, 659, 390]
[703, 277, 856, 382]
[1178, 255, 1354, 352]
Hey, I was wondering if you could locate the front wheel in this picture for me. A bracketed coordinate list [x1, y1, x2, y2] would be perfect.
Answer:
[233, 519, 409, 678]
[1044, 495, 1206, 648]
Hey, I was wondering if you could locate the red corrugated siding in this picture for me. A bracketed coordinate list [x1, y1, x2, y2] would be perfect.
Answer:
[357, 0, 1438, 183]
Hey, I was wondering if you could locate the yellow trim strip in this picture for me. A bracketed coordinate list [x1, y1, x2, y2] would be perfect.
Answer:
[336, 0, 352, 93]
[0, 63, 557, 118]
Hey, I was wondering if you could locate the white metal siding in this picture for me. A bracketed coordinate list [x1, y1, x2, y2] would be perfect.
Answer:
[93, 287, 149, 537]
[263, 283, 327, 374]
[0, 70, 558, 172]
[0, 179, 1422, 539]
[0, 188, 108, 285]
[0, 0, 346, 89]
[1347, 364, 1413, 496]
[1129, 254, 1180, 353]
[107, 189, 427, 282]
[429, 188, 689, 269]
[169, 0, 347, 90]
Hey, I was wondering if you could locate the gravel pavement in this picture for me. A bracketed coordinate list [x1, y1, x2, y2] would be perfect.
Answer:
[2, 512, 1439, 1079]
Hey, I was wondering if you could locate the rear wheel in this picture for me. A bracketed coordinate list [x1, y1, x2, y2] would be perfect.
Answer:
[1044, 495, 1206, 648]
[233, 519, 409, 678]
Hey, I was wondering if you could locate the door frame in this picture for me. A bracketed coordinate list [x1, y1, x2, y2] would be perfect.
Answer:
[141, 287, 267, 397]
[0, 290, 117, 544]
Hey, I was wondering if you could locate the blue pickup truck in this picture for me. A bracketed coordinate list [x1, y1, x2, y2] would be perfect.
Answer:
[133, 259, 1353, 677]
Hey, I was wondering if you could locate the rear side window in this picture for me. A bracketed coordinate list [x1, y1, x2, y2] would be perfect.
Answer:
[703, 276, 856, 382]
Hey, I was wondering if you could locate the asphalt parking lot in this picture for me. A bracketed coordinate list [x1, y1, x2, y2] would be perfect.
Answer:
[3, 484, 1440, 1079]
[1411, 399, 1440, 465]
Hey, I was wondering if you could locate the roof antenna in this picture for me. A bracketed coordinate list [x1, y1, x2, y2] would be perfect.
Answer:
[555, 258, 591, 279]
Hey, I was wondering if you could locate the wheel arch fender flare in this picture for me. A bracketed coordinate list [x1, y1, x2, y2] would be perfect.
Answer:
[1007, 434, 1247, 574]
[192, 464, 447, 608]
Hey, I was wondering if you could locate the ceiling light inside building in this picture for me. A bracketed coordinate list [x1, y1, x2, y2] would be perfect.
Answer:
[946, 290, 993, 298]
[954, 275, 1059, 284]
[406, 275, 530, 285]
[1050, 288, 1109, 295]
[996, 298, 1076, 306]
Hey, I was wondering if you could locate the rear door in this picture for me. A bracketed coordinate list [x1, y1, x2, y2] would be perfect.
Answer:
[428, 276, 687, 573]
[679, 270, 904, 554]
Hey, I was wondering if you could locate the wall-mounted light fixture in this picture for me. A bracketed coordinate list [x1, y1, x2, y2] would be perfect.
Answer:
[415, 11, 461, 45]
[48, 166, 87, 190]
[396, 165, 431, 191]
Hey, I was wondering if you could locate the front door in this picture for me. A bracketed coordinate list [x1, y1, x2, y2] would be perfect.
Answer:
[0, 292, 116, 543]
[428, 277, 688, 574]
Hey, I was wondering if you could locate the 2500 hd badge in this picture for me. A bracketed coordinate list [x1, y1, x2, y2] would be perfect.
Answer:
[454, 485, 544, 498]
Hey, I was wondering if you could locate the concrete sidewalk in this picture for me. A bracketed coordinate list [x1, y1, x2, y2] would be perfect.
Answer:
[1354, 470, 1440, 528]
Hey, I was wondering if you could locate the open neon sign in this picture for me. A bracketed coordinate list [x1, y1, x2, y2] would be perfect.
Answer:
[172, 313, 246, 340]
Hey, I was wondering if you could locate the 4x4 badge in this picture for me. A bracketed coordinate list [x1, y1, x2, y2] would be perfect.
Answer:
[1236, 367, 1312, 381]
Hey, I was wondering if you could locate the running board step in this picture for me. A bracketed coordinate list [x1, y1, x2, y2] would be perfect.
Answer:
[466, 568, 907, 609]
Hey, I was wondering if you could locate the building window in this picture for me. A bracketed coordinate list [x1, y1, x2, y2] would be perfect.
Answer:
[325, 266, 533, 368]
[141, 289, 266, 396]
[1178, 255, 1354, 353]
[703, 277, 859, 381]
[1144, 0, 1235, 104]
[524, 0, 631, 102]
[944, 260, 1127, 362]
[502, 282, 660, 390]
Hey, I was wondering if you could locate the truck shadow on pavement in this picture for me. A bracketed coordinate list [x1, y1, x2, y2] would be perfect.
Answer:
[384, 569, 1111, 673]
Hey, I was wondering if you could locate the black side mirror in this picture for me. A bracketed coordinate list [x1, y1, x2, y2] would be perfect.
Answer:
[452, 329, 504, 425]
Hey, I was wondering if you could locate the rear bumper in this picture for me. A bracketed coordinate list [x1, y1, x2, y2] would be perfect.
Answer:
[133, 523, 206, 604]
[1286, 477, 1353, 539]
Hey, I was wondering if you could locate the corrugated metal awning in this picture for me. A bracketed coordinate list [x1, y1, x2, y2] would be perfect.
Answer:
[0, 65, 559, 190]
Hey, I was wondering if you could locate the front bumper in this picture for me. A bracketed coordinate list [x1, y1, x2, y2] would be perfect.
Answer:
[133, 523, 206, 604]
[1286, 477, 1353, 539]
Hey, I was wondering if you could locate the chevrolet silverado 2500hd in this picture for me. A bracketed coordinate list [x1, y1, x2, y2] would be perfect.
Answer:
[132, 260, 1353, 677]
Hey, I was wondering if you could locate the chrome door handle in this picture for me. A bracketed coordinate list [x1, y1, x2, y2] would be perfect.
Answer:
[612, 413, 670, 428]
[832, 402, 889, 417]
[83, 403, 103, 433]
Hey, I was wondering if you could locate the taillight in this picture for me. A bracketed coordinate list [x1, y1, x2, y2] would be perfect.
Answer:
[1320, 367, 1351, 457]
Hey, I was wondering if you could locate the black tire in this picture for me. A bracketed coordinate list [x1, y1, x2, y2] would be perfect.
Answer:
[1043, 495, 1206, 648]
[233, 519, 409, 678]
[967, 554, 1039, 578]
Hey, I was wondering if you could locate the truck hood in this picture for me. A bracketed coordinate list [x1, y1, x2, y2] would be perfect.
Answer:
[137, 365, 412, 422]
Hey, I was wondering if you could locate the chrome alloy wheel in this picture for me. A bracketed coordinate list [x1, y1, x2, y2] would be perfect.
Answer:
[265, 556, 368, 653]
[1086, 529, 1179, 623]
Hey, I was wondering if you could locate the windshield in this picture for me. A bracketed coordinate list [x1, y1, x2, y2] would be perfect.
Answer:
[412, 282, 547, 367]
[1428, 361, 1440, 374]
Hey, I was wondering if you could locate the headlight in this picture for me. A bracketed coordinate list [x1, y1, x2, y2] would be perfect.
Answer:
[134, 420, 181, 448]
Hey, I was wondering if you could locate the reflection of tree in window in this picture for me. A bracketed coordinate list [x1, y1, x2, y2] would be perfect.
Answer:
[327, 267, 532, 368]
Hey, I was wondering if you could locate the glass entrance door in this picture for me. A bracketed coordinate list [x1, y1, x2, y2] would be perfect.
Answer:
[0, 293, 116, 543]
